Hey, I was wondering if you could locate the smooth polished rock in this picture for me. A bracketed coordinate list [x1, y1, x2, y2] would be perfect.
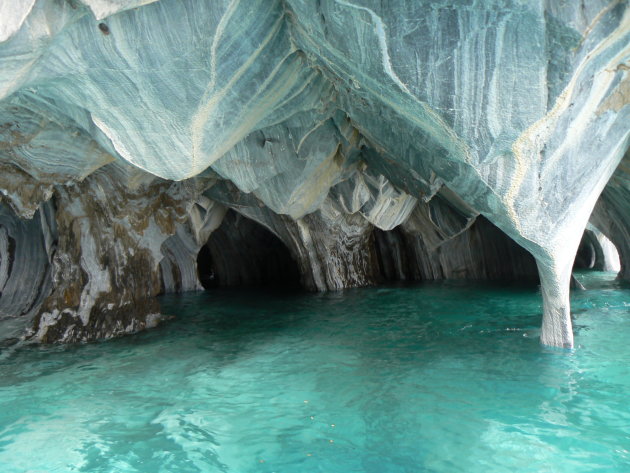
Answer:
[0, 0, 628, 346]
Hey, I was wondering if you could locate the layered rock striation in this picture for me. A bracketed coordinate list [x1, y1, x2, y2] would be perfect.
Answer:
[0, 0, 628, 346]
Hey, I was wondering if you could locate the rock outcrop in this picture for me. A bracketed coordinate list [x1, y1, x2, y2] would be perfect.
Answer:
[0, 0, 628, 346]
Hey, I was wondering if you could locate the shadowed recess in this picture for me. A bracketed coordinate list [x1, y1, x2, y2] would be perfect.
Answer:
[197, 210, 301, 289]
[374, 216, 540, 284]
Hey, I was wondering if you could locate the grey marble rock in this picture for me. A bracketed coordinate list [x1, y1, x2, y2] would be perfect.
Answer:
[0, 0, 628, 347]
[0, 201, 54, 342]
[590, 148, 630, 281]
[574, 225, 621, 272]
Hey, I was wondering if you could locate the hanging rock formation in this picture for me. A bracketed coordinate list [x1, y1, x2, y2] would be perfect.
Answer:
[0, 0, 628, 346]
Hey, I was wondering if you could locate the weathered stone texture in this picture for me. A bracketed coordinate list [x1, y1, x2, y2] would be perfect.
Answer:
[0, 0, 628, 346]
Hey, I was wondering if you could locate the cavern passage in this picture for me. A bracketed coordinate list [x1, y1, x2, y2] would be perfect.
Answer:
[0, 0, 628, 347]
[196, 210, 301, 289]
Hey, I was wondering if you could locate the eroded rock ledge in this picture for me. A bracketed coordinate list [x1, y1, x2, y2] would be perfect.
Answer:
[0, 0, 628, 347]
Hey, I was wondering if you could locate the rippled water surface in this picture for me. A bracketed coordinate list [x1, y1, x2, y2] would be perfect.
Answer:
[1, 272, 629, 472]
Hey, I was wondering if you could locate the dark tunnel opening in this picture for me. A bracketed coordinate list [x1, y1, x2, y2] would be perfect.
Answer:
[574, 237, 597, 270]
[197, 210, 301, 290]
[373, 216, 540, 285]
[195, 208, 622, 294]
[572, 228, 621, 272]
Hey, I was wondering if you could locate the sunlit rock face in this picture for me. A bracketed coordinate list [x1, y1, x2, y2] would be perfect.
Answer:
[0, 0, 628, 346]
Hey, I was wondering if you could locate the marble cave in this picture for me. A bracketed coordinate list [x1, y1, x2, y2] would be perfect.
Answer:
[0, 0, 628, 350]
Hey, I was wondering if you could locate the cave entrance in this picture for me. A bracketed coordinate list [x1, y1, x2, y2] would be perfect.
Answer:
[573, 227, 621, 273]
[373, 215, 540, 285]
[197, 210, 301, 290]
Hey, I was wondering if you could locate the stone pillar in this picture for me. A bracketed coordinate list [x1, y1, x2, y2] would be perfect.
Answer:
[292, 208, 379, 291]
[31, 171, 193, 343]
[536, 259, 574, 349]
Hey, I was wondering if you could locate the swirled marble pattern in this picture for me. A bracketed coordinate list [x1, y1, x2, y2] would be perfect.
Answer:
[0, 0, 628, 346]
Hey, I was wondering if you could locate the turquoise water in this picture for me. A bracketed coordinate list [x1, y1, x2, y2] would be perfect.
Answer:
[1, 272, 629, 473]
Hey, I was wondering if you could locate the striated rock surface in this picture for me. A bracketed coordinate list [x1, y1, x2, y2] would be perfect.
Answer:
[591, 148, 630, 280]
[0, 201, 54, 342]
[0, 0, 628, 346]
[31, 164, 204, 342]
